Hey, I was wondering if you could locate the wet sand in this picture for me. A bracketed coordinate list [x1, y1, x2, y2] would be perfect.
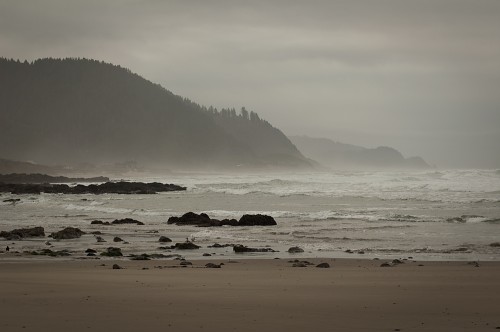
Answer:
[0, 258, 499, 332]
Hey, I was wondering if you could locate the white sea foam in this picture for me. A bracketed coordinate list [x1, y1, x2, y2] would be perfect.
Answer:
[177, 169, 500, 203]
[65, 204, 133, 214]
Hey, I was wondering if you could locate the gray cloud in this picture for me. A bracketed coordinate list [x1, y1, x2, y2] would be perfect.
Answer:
[1, 0, 499, 168]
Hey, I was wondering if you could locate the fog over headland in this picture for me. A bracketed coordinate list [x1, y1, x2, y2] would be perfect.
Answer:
[1, 0, 499, 168]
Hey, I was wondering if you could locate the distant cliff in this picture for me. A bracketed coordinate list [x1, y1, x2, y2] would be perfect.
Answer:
[289, 136, 429, 170]
[0, 58, 311, 171]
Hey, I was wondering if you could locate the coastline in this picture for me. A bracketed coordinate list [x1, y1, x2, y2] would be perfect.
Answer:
[1, 257, 499, 332]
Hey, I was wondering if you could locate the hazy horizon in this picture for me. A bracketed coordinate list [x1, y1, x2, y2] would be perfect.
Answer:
[1, 0, 499, 168]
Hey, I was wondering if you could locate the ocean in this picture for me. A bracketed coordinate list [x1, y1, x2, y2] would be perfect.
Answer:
[1, 169, 499, 261]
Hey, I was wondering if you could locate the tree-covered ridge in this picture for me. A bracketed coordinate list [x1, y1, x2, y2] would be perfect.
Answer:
[0, 57, 310, 170]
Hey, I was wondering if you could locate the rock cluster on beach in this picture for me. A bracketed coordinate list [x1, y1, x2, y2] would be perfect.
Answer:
[167, 212, 277, 227]
[91, 218, 144, 226]
[0, 226, 45, 240]
[0, 181, 186, 195]
[233, 245, 277, 253]
[50, 227, 85, 239]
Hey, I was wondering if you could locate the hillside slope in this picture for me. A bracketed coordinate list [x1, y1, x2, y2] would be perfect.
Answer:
[0, 58, 311, 171]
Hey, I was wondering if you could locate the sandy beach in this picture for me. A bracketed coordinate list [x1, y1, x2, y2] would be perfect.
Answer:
[0, 258, 499, 332]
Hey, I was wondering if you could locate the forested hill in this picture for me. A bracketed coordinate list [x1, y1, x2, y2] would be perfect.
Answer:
[0, 58, 311, 171]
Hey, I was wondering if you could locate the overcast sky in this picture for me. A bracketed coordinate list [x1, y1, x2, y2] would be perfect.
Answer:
[1, 0, 499, 168]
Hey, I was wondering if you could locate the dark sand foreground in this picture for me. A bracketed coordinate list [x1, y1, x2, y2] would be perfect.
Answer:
[0, 258, 499, 332]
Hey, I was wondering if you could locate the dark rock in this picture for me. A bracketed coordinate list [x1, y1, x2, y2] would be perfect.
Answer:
[129, 253, 179, 260]
[180, 261, 192, 266]
[4, 234, 21, 241]
[0, 227, 45, 241]
[167, 212, 275, 227]
[392, 259, 404, 265]
[292, 262, 308, 267]
[167, 212, 215, 227]
[238, 214, 277, 226]
[0, 226, 45, 239]
[345, 249, 354, 254]
[90, 231, 102, 235]
[91, 220, 110, 225]
[203, 253, 212, 257]
[50, 227, 85, 239]
[208, 243, 233, 248]
[219, 218, 239, 226]
[100, 247, 123, 257]
[130, 254, 151, 260]
[30, 249, 70, 257]
[112, 264, 122, 269]
[95, 236, 106, 243]
[288, 246, 304, 253]
[171, 241, 201, 250]
[233, 245, 276, 253]
[0, 181, 186, 195]
[380, 262, 392, 267]
[111, 218, 144, 225]
[205, 263, 221, 268]
[158, 236, 172, 243]
[85, 248, 97, 253]
[490, 242, 500, 247]
[113, 237, 123, 242]
[316, 263, 330, 268]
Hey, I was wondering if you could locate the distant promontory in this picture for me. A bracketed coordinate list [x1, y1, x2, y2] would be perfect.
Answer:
[289, 136, 429, 170]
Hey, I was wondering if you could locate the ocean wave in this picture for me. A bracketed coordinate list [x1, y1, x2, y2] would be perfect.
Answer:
[64, 204, 167, 216]
[198, 209, 443, 223]
[187, 170, 500, 203]
[446, 215, 500, 224]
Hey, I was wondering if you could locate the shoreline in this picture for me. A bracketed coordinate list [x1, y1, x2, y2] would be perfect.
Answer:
[1, 257, 499, 331]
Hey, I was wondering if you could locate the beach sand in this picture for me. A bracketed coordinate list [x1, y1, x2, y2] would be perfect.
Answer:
[0, 258, 499, 332]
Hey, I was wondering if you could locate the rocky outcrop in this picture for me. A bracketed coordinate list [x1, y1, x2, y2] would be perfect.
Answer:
[167, 212, 276, 227]
[29, 249, 71, 257]
[208, 243, 234, 248]
[0, 226, 45, 240]
[166, 212, 236, 227]
[50, 227, 85, 239]
[91, 218, 144, 226]
[233, 245, 277, 253]
[100, 247, 123, 257]
[169, 242, 201, 250]
[0, 181, 186, 195]
[238, 214, 277, 226]
[287, 246, 304, 253]
[158, 236, 172, 243]
[111, 218, 144, 225]
[91, 220, 109, 225]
